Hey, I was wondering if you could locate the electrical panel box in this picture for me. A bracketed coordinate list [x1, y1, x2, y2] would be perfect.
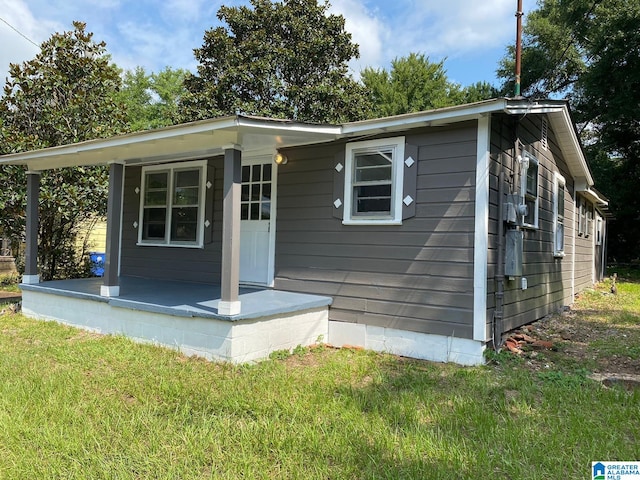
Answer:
[505, 230, 523, 277]
[504, 201, 518, 224]
[504, 194, 527, 226]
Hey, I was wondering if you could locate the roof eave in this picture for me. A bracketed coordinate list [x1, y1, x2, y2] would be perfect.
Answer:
[0, 115, 342, 170]
[504, 99, 593, 186]
[341, 98, 508, 135]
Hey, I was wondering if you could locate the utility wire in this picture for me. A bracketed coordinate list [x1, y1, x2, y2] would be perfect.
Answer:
[0, 15, 39, 48]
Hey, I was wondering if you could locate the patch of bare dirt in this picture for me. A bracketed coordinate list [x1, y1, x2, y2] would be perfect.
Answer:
[503, 308, 640, 376]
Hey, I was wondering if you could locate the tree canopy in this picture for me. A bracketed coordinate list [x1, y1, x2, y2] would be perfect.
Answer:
[361, 53, 497, 118]
[179, 0, 370, 123]
[0, 21, 125, 279]
[497, 0, 640, 261]
[0, 21, 125, 151]
[118, 66, 187, 131]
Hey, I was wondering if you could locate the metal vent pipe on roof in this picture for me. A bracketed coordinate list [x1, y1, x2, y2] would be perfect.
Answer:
[514, 0, 524, 97]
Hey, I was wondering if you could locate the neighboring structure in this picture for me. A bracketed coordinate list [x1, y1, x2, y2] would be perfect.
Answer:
[0, 98, 608, 365]
[0, 237, 17, 275]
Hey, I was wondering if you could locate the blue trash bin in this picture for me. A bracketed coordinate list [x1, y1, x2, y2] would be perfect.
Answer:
[89, 252, 105, 277]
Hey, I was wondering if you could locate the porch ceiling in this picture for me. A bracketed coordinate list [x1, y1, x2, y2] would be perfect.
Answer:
[0, 116, 341, 171]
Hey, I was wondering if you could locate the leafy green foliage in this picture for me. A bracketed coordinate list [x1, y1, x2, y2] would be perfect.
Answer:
[117, 66, 187, 131]
[497, 0, 588, 98]
[0, 21, 125, 150]
[0, 273, 20, 291]
[179, 0, 370, 123]
[497, 0, 640, 261]
[0, 22, 125, 279]
[361, 53, 497, 118]
[459, 81, 500, 104]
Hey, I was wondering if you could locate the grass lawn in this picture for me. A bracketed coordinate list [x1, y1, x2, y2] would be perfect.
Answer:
[0, 273, 20, 294]
[0, 271, 639, 479]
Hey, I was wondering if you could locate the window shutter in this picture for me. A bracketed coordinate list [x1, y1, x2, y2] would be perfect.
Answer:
[333, 150, 345, 219]
[402, 143, 418, 220]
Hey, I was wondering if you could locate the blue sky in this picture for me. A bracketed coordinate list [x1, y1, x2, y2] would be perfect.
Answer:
[0, 0, 537, 90]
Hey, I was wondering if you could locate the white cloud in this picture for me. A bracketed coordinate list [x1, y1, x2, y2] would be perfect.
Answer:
[162, 0, 209, 23]
[408, 0, 519, 56]
[0, 0, 60, 83]
[332, 0, 537, 79]
[0, 0, 540, 92]
[113, 21, 197, 74]
[328, 0, 384, 77]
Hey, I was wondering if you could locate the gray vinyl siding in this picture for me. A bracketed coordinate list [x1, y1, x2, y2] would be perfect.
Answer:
[274, 123, 478, 339]
[120, 157, 223, 283]
[575, 240, 594, 290]
[487, 114, 576, 335]
[574, 197, 596, 291]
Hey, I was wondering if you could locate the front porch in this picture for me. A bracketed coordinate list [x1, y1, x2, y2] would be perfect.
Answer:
[20, 276, 332, 363]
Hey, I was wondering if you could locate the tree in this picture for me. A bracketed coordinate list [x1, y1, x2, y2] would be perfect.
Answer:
[179, 0, 370, 123]
[496, 0, 588, 99]
[460, 81, 500, 104]
[118, 66, 187, 131]
[361, 53, 498, 118]
[0, 21, 126, 279]
[497, 0, 640, 262]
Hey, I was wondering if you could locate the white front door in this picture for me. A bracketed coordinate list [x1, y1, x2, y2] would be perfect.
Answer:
[240, 157, 276, 285]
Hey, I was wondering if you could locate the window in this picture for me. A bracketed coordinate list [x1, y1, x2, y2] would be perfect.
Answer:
[343, 137, 405, 224]
[596, 217, 603, 246]
[521, 152, 539, 228]
[553, 173, 566, 257]
[577, 197, 585, 236]
[241, 163, 272, 221]
[139, 160, 207, 247]
[586, 203, 593, 238]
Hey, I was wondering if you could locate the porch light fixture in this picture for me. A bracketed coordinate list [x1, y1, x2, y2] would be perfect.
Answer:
[274, 152, 288, 165]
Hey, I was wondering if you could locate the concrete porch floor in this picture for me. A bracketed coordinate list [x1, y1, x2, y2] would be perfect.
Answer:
[19, 277, 332, 362]
[20, 276, 332, 321]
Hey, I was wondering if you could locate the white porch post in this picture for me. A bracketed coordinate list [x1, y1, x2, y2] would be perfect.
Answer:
[22, 170, 41, 284]
[100, 161, 124, 297]
[219, 145, 242, 315]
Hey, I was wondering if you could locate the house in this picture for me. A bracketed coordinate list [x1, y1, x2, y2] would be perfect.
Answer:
[0, 98, 608, 365]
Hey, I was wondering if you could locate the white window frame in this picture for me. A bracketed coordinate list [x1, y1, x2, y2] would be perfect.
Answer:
[596, 217, 603, 246]
[520, 151, 539, 229]
[577, 196, 585, 236]
[343, 136, 405, 225]
[137, 160, 208, 248]
[586, 202, 593, 238]
[553, 172, 566, 258]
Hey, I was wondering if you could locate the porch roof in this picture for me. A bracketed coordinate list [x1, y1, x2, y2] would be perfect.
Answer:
[0, 98, 594, 187]
[0, 115, 341, 171]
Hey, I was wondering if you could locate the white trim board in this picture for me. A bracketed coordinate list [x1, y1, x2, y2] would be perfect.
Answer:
[473, 115, 491, 342]
[328, 321, 485, 366]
